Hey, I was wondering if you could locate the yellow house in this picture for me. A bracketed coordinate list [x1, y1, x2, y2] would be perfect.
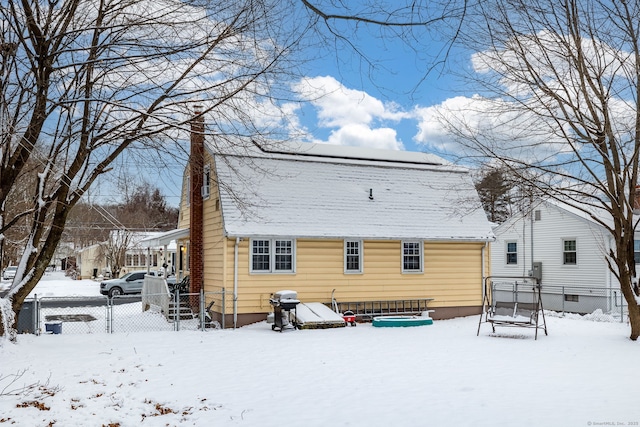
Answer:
[175, 125, 493, 327]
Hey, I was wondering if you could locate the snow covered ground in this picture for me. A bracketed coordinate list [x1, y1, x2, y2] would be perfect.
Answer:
[0, 273, 639, 426]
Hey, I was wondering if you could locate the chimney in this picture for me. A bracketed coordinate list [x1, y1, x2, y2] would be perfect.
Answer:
[189, 105, 204, 295]
[635, 185, 640, 213]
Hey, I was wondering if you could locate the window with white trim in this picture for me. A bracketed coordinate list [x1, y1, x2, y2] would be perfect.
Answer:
[345, 240, 362, 273]
[506, 241, 518, 265]
[251, 239, 295, 273]
[634, 240, 640, 263]
[202, 164, 211, 199]
[563, 239, 577, 265]
[402, 241, 423, 272]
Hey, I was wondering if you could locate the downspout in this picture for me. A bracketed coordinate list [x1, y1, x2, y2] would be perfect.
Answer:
[530, 209, 534, 278]
[520, 212, 526, 277]
[234, 237, 239, 329]
[481, 241, 487, 302]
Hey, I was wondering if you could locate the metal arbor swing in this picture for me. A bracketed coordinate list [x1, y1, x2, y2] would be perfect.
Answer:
[477, 276, 548, 339]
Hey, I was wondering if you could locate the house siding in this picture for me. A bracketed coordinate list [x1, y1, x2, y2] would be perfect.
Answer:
[492, 202, 612, 289]
[212, 237, 486, 324]
[78, 244, 106, 279]
[177, 142, 492, 326]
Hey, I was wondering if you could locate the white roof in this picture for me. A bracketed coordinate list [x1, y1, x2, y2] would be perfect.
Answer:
[137, 228, 189, 248]
[212, 142, 493, 241]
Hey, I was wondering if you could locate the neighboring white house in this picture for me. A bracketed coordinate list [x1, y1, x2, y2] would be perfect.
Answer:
[77, 230, 177, 279]
[491, 199, 624, 315]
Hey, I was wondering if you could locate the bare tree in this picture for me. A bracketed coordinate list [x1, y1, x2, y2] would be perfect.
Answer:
[117, 182, 179, 230]
[0, 0, 312, 338]
[99, 230, 133, 278]
[430, 0, 640, 339]
[300, 0, 469, 94]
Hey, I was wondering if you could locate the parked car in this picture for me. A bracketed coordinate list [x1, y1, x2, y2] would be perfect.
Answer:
[100, 270, 160, 298]
[2, 266, 17, 281]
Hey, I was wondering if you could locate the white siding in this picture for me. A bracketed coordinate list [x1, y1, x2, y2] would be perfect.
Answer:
[491, 202, 614, 289]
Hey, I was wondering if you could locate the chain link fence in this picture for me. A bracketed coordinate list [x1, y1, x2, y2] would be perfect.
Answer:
[490, 280, 627, 322]
[20, 289, 225, 335]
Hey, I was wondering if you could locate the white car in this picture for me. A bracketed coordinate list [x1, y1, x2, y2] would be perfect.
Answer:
[2, 266, 17, 281]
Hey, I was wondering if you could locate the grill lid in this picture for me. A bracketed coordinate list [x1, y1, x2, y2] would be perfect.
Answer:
[272, 290, 297, 301]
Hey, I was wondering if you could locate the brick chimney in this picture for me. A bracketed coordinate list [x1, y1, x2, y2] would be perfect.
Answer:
[189, 106, 204, 295]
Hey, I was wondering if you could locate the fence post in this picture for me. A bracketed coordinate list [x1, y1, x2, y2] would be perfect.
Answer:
[34, 294, 39, 336]
[221, 288, 226, 329]
[175, 289, 180, 332]
[562, 286, 565, 316]
[200, 289, 205, 330]
[621, 291, 624, 323]
[107, 298, 112, 333]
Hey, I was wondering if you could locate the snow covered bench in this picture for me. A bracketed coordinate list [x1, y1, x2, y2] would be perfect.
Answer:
[486, 301, 547, 339]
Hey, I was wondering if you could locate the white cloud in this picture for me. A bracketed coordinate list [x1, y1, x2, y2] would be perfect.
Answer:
[412, 94, 578, 163]
[319, 123, 403, 150]
[293, 76, 408, 149]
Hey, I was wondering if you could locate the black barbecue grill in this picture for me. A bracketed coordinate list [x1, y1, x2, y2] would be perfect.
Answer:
[269, 290, 300, 332]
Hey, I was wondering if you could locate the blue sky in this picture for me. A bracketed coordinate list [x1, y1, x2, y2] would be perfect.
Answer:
[92, 18, 478, 207]
[292, 34, 468, 154]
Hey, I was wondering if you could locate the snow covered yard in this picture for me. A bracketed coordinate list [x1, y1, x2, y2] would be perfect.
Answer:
[0, 273, 638, 426]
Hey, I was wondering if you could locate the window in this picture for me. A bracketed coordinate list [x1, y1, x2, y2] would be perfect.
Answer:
[563, 239, 577, 265]
[534, 210, 541, 221]
[635, 240, 640, 263]
[506, 242, 518, 265]
[274, 240, 293, 271]
[129, 272, 145, 281]
[564, 294, 579, 302]
[251, 239, 295, 273]
[345, 240, 362, 273]
[202, 164, 211, 199]
[402, 241, 423, 273]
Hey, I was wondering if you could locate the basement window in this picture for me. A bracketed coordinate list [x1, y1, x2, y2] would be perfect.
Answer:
[564, 294, 579, 302]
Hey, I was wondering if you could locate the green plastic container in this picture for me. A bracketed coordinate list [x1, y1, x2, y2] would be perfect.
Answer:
[372, 316, 433, 327]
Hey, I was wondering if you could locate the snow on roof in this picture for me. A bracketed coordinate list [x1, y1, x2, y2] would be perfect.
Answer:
[212, 142, 494, 241]
[137, 228, 189, 248]
[107, 230, 174, 249]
